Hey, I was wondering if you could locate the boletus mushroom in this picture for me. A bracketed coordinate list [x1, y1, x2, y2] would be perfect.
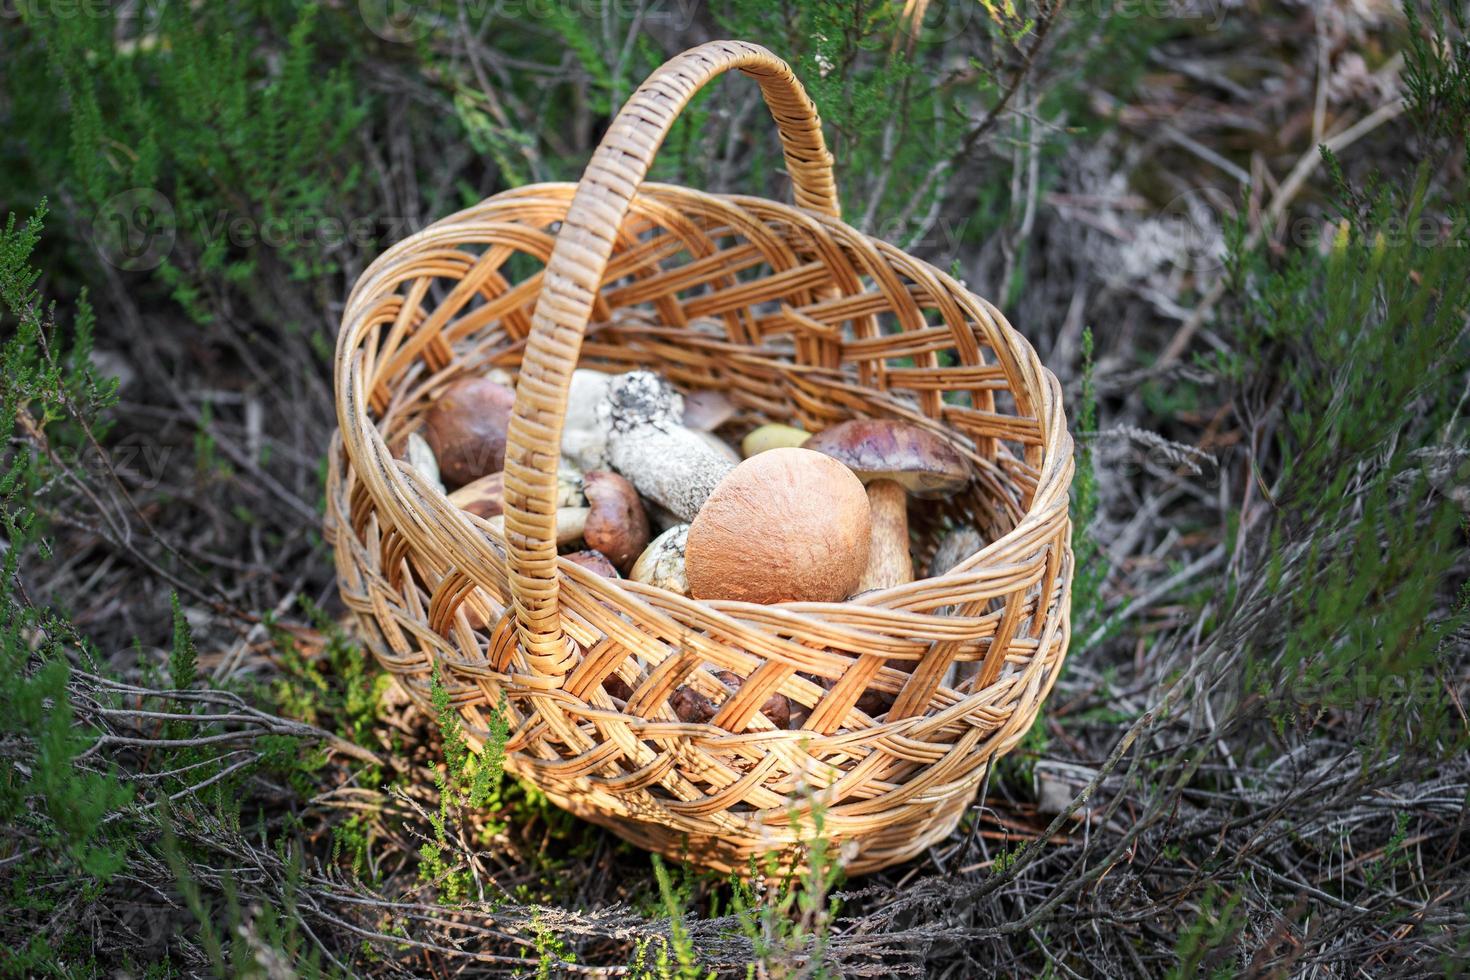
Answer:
[713, 669, 792, 728]
[740, 422, 810, 458]
[629, 524, 691, 596]
[483, 507, 594, 547]
[424, 376, 516, 487]
[805, 419, 971, 592]
[681, 389, 737, 432]
[393, 431, 445, 495]
[581, 470, 649, 573]
[448, 471, 504, 519]
[601, 371, 734, 522]
[670, 685, 716, 724]
[562, 549, 619, 578]
[684, 447, 871, 604]
[447, 467, 584, 521]
[562, 368, 615, 472]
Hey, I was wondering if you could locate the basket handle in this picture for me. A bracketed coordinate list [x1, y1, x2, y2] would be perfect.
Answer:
[501, 40, 840, 681]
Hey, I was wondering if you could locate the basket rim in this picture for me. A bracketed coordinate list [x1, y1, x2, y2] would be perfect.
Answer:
[335, 179, 1072, 621]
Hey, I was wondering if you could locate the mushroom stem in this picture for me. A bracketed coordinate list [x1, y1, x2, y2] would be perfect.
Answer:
[859, 479, 914, 591]
[601, 371, 735, 521]
[485, 507, 590, 546]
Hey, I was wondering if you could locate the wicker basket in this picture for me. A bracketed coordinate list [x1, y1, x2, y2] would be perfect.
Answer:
[328, 40, 1073, 877]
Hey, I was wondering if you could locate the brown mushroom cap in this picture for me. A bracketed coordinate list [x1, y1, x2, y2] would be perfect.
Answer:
[713, 669, 792, 728]
[670, 685, 716, 724]
[447, 471, 505, 519]
[803, 419, 970, 497]
[582, 470, 650, 573]
[685, 447, 871, 604]
[423, 377, 516, 487]
[562, 549, 620, 578]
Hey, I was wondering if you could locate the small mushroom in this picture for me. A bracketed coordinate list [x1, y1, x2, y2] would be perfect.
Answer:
[484, 507, 593, 547]
[448, 471, 505, 519]
[805, 420, 971, 592]
[581, 470, 650, 573]
[602, 674, 634, 703]
[601, 371, 734, 522]
[424, 376, 516, 487]
[562, 368, 615, 472]
[713, 669, 791, 728]
[684, 447, 871, 604]
[563, 549, 620, 578]
[448, 467, 584, 521]
[740, 423, 810, 458]
[810, 672, 894, 720]
[681, 389, 737, 432]
[670, 685, 716, 724]
[394, 431, 445, 495]
[629, 524, 691, 596]
[555, 466, 588, 507]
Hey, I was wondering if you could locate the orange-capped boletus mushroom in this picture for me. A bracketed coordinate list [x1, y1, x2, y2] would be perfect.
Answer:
[684, 447, 870, 604]
[804, 419, 971, 592]
[424, 376, 516, 487]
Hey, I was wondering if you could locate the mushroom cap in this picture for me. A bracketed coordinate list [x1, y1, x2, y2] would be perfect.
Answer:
[447, 471, 505, 519]
[713, 669, 792, 728]
[681, 389, 736, 432]
[562, 549, 620, 578]
[582, 470, 650, 573]
[804, 419, 970, 497]
[670, 685, 716, 724]
[685, 447, 871, 604]
[424, 376, 516, 487]
[629, 524, 691, 596]
[740, 422, 810, 458]
[598, 370, 684, 434]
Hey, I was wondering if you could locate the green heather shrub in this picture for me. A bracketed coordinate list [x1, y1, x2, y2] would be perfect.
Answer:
[1, 205, 133, 888]
[5, 2, 366, 324]
[1221, 162, 1469, 754]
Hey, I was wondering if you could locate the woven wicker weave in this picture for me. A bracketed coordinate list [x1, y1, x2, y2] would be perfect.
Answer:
[328, 40, 1074, 876]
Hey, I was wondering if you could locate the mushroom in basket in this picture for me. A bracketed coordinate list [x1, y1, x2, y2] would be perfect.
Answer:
[600, 371, 735, 522]
[423, 376, 516, 487]
[683, 447, 871, 604]
[804, 419, 971, 591]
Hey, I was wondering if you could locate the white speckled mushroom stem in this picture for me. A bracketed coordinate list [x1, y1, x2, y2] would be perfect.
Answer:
[857, 479, 914, 592]
[608, 425, 735, 523]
